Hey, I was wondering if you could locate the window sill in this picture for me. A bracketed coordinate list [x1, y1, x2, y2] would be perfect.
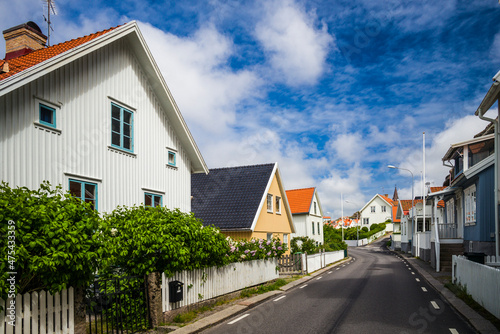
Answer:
[267, 210, 273, 214]
[34, 122, 61, 135]
[465, 222, 476, 226]
[166, 164, 178, 170]
[108, 146, 137, 158]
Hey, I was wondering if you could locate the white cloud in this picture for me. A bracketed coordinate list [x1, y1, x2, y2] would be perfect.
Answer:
[138, 22, 260, 136]
[328, 133, 367, 164]
[254, 0, 334, 86]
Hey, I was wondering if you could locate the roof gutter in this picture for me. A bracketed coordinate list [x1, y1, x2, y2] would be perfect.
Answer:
[475, 71, 500, 259]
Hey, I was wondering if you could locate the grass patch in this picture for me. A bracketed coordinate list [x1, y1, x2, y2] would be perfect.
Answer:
[445, 282, 500, 331]
[240, 279, 288, 298]
[171, 305, 214, 324]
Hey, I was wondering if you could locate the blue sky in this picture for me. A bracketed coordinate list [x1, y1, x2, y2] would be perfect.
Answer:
[2, 0, 500, 218]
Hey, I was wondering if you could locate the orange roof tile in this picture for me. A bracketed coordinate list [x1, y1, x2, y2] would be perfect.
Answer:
[286, 187, 315, 214]
[392, 202, 400, 222]
[430, 187, 446, 193]
[0, 25, 119, 81]
[437, 200, 445, 208]
[379, 194, 393, 205]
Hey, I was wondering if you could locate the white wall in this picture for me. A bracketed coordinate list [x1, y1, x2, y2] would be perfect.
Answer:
[0, 39, 193, 213]
[360, 196, 392, 228]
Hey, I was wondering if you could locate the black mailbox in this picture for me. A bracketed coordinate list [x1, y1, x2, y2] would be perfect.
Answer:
[169, 280, 184, 303]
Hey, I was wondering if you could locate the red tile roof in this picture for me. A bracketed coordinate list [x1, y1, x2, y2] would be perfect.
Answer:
[392, 201, 400, 222]
[430, 187, 446, 193]
[286, 187, 315, 214]
[437, 200, 445, 208]
[379, 194, 393, 205]
[0, 25, 119, 81]
[399, 199, 423, 214]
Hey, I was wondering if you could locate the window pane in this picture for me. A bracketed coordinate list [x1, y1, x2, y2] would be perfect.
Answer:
[168, 152, 176, 165]
[123, 124, 131, 137]
[112, 105, 121, 119]
[69, 181, 81, 198]
[84, 184, 96, 200]
[112, 119, 121, 133]
[154, 195, 162, 207]
[40, 105, 54, 124]
[112, 132, 120, 146]
[123, 110, 132, 124]
[145, 194, 152, 206]
[85, 198, 96, 210]
[123, 137, 131, 150]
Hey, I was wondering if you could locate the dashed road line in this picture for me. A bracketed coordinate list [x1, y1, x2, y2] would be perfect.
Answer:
[421, 287, 427, 292]
[411, 272, 415, 275]
[316, 276, 322, 280]
[327, 271, 332, 274]
[273, 295, 286, 302]
[449, 329, 459, 334]
[431, 301, 440, 310]
[228, 314, 250, 324]
[299, 284, 308, 289]
[415, 278, 420, 282]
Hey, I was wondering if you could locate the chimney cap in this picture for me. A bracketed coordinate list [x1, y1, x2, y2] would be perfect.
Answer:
[3, 21, 46, 39]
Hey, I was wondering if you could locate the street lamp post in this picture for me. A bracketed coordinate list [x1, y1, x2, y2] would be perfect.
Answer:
[388, 165, 414, 252]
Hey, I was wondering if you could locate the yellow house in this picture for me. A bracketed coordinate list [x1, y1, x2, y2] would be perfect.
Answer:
[191, 163, 295, 251]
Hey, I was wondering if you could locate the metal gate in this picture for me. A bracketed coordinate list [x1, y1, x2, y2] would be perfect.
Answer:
[85, 275, 150, 333]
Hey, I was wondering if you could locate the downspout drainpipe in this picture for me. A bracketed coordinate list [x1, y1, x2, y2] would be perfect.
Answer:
[477, 96, 499, 259]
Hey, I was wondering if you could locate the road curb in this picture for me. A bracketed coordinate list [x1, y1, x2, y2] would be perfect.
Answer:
[389, 249, 499, 334]
[164, 256, 352, 333]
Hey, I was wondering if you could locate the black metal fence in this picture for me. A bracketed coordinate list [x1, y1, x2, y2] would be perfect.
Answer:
[85, 275, 150, 333]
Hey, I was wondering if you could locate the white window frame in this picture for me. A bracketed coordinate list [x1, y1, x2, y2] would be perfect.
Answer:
[275, 196, 281, 214]
[381, 206, 386, 212]
[267, 194, 273, 213]
[464, 185, 476, 226]
[363, 217, 369, 225]
[446, 198, 455, 226]
[267, 233, 273, 242]
[283, 234, 288, 245]
[370, 206, 376, 213]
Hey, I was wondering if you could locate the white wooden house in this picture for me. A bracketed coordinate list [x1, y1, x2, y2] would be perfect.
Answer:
[359, 194, 393, 230]
[286, 187, 324, 246]
[0, 21, 207, 213]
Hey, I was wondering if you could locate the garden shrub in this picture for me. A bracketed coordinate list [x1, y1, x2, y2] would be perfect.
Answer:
[361, 227, 369, 232]
[0, 181, 102, 299]
[100, 206, 230, 277]
[290, 236, 317, 254]
[370, 223, 379, 231]
[225, 237, 286, 262]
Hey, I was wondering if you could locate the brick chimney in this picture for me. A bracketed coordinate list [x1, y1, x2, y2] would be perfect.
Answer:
[3, 21, 47, 60]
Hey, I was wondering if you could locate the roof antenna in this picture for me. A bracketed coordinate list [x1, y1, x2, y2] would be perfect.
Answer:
[42, 0, 57, 46]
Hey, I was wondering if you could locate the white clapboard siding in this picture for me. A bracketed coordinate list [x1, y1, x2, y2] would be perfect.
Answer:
[453, 255, 500, 319]
[162, 259, 279, 312]
[0, 287, 74, 334]
[0, 37, 193, 213]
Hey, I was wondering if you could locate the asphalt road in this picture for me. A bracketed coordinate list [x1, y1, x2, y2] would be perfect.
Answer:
[202, 238, 477, 334]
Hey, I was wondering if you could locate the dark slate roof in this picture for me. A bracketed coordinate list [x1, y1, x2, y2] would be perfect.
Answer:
[191, 163, 275, 230]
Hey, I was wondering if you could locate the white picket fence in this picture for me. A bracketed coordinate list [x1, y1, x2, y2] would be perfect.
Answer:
[302, 250, 345, 273]
[0, 287, 74, 334]
[162, 259, 278, 312]
[485, 255, 500, 267]
[452, 255, 500, 319]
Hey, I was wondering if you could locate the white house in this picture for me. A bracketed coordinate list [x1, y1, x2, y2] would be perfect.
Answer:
[359, 194, 393, 230]
[0, 21, 207, 213]
[286, 187, 324, 246]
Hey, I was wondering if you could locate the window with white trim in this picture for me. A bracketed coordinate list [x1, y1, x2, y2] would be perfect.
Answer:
[69, 179, 98, 210]
[363, 217, 369, 225]
[267, 194, 273, 212]
[370, 206, 375, 213]
[111, 102, 134, 152]
[145, 193, 162, 207]
[283, 234, 288, 245]
[312, 222, 315, 235]
[267, 233, 273, 242]
[275, 196, 281, 214]
[381, 206, 387, 212]
[317, 222, 320, 235]
[464, 185, 476, 225]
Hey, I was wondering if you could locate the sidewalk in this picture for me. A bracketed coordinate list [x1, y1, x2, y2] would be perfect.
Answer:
[397, 251, 499, 334]
[154, 256, 353, 333]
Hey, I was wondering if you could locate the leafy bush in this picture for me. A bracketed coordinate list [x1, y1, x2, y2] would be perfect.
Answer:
[361, 227, 369, 232]
[290, 236, 317, 254]
[100, 206, 230, 277]
[370, 223, 379, 231]
[0, 181, 101, 299]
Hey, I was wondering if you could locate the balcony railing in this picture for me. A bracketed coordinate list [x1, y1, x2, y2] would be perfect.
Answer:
[438, 223, 458, 239]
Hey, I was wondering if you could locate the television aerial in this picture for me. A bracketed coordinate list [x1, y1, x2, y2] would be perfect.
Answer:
[42, 0, 57, 46]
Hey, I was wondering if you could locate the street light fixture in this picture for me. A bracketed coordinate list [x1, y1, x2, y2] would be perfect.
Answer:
[388, 165, 415, 251]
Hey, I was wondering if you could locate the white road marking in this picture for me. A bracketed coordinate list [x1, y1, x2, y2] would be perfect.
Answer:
[431, 301, 440, 310]
[327, 271, 332, 274]
[342, 265, 345, 267]
[449, 329, 459, 334]
[421, 287, 427, 292]
[412, 272, 415, 275]
[416, 278, 420, 282]
[228, 314, 250, 324]
[274, 295, 286, 302]
[316, 276, 322, 280]
[300, 284, 308, 289]
[408, 268, 411, 270]
[336, 268, 340, 270]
